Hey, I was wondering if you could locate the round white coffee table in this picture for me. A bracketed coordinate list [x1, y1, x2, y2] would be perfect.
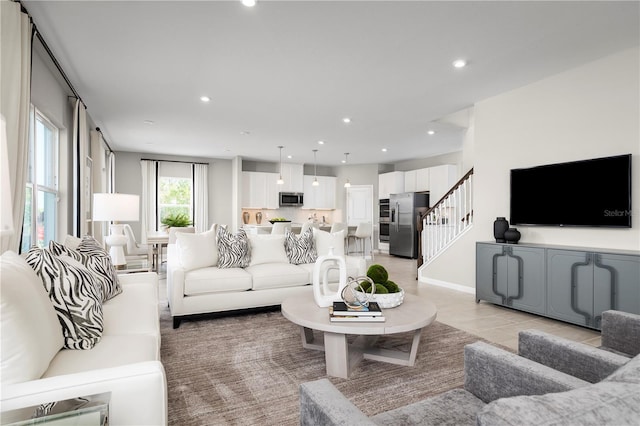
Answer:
[281, 293, 437, 379]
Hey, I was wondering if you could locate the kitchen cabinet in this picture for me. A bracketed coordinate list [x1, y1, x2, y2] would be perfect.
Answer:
[428, 165, 457, 204]
[476, 242, 640, 330]
[404, 168, 430, 193]
[303, 175, 336, 210]
[476, 243, 546, 315]
[278, 163, 304, 193]
[378, 171, 405, 199]
[242, 171, 279, 209]
[547, 249, 640, 329]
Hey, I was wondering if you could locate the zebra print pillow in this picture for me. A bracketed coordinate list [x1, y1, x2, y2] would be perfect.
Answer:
[49, 237, 122, 301]
[24, 248, 104, 350]
[284, 228, 317, 265]
[77, 235, 122, 300]
[216, 227, 251, 268]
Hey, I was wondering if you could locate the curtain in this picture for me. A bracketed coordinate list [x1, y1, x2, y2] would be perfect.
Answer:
[193, 163, 209, 233]
[90, 130, 110, 243]
[0, 2, 33, 253]
[140, 159, 158, 243]
[72, 99, 89, 236]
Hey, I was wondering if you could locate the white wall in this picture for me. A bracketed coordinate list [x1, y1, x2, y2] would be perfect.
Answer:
[114, 152, 233, 238]
[423, 47, 640, 288]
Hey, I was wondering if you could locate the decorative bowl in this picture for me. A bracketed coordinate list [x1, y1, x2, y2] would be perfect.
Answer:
[268, 220, 291, 224]
[356, 288, 405, 309]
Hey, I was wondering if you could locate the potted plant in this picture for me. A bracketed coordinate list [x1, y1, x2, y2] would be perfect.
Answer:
[161, 213, 192, 229]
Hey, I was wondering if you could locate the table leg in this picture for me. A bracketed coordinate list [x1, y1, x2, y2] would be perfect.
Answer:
[324, 332, 362, 379]
[301, 327, 324, 351]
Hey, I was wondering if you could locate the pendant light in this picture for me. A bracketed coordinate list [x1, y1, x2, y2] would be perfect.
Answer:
[277, 146, 284, 185]
[343, 152, 351, 188]
[312, 149, 319, 186]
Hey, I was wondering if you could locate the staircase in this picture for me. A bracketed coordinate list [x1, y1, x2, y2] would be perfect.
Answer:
[417, 168, 474, 272]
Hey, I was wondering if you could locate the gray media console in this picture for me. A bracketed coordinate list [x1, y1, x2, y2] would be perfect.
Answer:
[476, 242, 640, 330]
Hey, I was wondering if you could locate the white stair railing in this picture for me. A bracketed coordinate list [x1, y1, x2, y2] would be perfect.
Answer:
[418, 169, 474, 269]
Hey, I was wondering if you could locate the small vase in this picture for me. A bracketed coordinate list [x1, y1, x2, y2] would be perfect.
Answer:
[504, 228, 521, 244]
[493, 217, 509, 243]
[256, 212, 263, 224]
[242, 211, 250, 224]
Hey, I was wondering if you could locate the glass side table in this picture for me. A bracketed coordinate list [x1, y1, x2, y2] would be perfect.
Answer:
[116, 259, 151, 274]
[1, 393, 110, 426]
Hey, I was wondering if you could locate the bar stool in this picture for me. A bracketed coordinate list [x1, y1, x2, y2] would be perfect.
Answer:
[271, 222, 292, 234]
[347, 222, 373, 259]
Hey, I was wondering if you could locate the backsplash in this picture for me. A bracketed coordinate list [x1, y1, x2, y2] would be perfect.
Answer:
[241, 207, 335, 225]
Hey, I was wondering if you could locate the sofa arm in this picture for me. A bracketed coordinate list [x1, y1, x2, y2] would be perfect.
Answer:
[601, 310, 640, 357]
[464, 341, 589, 403]
[1, 361, 167, 426]
[518, 330, 629, 383]
[300, 379, 375, 426]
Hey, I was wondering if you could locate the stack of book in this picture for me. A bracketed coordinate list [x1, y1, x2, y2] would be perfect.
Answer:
[329, 301, 385, 322]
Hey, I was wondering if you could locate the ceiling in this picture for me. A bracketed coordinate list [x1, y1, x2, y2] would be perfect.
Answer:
[22, 1, 639, 166]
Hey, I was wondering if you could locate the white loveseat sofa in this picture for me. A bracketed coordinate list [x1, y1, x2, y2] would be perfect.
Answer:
[0, 251, 167, 425]
[167, 228, 366, 328]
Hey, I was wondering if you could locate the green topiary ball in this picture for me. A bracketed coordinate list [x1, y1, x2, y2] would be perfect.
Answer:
[374, 283, 389, 294]
[367, 264, 389, 284]
[359, 280, 372, 292]
[383, 280, 399, 293]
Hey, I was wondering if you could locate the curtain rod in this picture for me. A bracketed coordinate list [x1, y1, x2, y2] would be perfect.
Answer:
[141, 158, 209, 166]
[17, 2, 117, 155]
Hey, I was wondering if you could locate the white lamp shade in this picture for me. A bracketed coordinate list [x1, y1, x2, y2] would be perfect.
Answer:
[92, 193, 140, 222]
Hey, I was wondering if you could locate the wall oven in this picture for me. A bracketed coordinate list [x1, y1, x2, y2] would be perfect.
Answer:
[379, 199, 390, 241]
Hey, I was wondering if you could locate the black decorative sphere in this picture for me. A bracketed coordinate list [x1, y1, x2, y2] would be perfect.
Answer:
[494, 217, 509, 243]
[504, 228, 521, 244]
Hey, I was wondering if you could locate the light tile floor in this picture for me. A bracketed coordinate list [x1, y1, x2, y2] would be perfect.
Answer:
[157, 252, 602, 351]
[371, 252, 601, 351]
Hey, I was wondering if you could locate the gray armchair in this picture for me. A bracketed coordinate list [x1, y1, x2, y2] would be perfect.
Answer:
[300, 310, 640, 426]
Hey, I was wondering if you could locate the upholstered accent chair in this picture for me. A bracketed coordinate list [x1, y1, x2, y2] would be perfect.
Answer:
[300, 310, 640, 426]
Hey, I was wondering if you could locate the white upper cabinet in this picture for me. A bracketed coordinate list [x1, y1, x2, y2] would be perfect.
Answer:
[378, 171, 405, 199]
[303, 175, 336, 209]
[242, 171, 279, 209]
[428, 165, 458, 204]
[404, 168, 429, 192]
[278, 163, 304, 193]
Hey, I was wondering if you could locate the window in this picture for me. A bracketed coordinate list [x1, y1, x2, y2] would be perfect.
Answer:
[21, 108, 58, 252]
[157, 162, 193, 226]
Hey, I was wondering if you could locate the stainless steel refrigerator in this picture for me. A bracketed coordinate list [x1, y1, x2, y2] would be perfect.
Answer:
[389, 192, 429, 258]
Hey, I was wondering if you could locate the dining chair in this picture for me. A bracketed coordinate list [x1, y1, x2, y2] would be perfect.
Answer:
[347, 222, 373, 259]
[271, 222, 292, 235]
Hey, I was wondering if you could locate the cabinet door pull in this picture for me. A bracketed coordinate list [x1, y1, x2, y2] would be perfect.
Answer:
[593, 254, 617, 328]
[570, 253, 593, 326]
[491, 248, 509, 304]
[506, 247, 525, 306]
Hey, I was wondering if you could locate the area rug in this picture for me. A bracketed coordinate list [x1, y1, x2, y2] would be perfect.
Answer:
[160, 307, 487, 426]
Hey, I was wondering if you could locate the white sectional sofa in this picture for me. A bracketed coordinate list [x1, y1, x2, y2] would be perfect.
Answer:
[167, 228, 366, 328]
[0, 251, 167, 425]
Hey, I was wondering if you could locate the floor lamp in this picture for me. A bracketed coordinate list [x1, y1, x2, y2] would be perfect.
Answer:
[92, 193, 139, 269]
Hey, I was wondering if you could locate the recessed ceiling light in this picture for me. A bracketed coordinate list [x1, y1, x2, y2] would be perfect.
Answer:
[381, 148, 388, 152]
[143, 120, 155, 125]
[287, 155, 293, 159]
[452, 59, 467, 68]
[427, 130, 436, 135]
[242, 0, 256, 7]
[200, 96, 211, 102]
[342, 117, 351, 124]
[318, 140, 325, 145]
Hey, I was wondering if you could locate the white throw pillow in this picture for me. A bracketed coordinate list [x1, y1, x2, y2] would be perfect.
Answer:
[313, 228, 345, 256]
[1, 251, 64, 384]
[248, 234, 288, 266]
[176, 229, 218, 271]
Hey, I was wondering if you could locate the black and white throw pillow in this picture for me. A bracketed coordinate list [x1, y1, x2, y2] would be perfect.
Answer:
[216, 227, 251, 268]
[284, 228, 317, 265]
[24, 248, 104, 350]
[73, 235, 122, 301]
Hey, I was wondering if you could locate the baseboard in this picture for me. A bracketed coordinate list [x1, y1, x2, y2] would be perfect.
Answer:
[419, 277, 475, 295]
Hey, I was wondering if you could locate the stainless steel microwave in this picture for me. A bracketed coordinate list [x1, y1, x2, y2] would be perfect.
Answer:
[279, 192, 304, 207]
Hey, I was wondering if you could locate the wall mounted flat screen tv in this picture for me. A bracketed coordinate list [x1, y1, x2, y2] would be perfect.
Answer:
[510, 154, 632, 228]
